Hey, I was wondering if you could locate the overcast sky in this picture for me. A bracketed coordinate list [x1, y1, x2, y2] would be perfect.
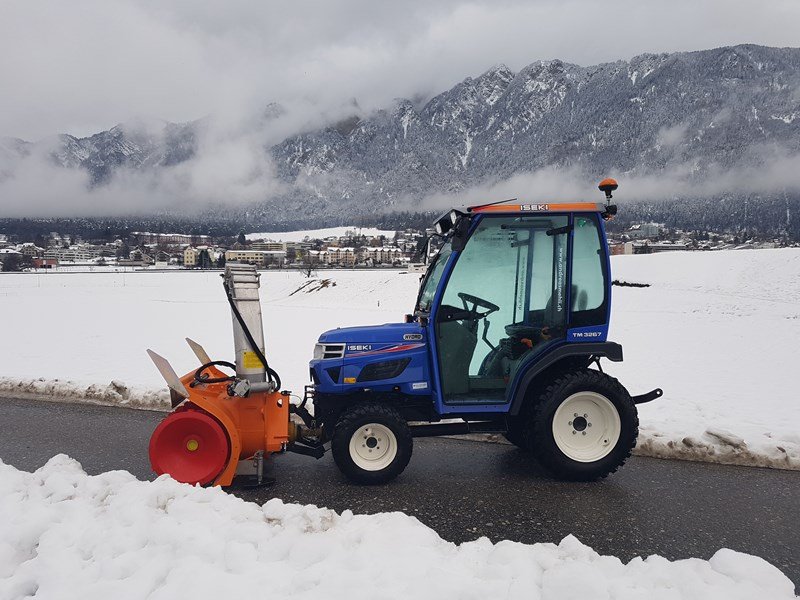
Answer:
[2, 0, 800, 140]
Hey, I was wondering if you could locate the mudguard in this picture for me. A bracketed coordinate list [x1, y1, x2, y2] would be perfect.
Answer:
[508, 342, 623, 416]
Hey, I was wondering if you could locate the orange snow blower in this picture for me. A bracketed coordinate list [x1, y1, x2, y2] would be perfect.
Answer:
[147, 264, 318, 486]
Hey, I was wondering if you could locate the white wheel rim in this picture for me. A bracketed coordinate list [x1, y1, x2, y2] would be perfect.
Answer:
[348, 423, 398, 471]
[552, 392, 621, 462]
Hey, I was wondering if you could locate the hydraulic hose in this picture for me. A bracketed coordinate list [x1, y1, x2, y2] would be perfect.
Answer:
[223, 279, 282, 390]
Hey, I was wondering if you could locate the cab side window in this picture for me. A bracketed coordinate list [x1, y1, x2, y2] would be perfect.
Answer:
[570, 215, 608, 327]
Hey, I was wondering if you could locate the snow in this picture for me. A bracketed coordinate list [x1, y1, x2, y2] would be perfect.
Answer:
[0, 249, 799, 469]
[604, 249, 800, 469]
[0, 455, 795, 600]
[246, 226, 396, 242]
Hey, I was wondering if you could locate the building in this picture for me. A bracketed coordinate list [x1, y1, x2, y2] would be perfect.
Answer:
[184, 246, 200, 267]
[359, 246, 404, 265]
[18, 243, 44, 259]
[44, 246, 101, 262]
[32, 258, 58, 268]
[130, 232, 212, 246]
[327, 247, 356, 266]
[225, 249, 286, 267]
[250, 241, 286, 252]
[608, 242, 634, 255]
[627, 223, 663, 239]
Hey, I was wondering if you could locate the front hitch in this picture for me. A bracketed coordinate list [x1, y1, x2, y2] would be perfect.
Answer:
[632, 388, 663, 404]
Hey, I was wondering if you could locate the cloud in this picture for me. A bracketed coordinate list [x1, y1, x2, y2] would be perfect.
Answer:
[2, 0, 800, 218]
[3, 0, 800, 141]
[417, 146, 800, 213]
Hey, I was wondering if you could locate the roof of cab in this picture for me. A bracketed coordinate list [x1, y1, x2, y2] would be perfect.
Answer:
[468, 201, 606, 214]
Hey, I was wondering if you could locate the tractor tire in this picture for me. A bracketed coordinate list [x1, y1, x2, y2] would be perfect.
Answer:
[331, 403, 413, 485]
[525, 369, 638, 481]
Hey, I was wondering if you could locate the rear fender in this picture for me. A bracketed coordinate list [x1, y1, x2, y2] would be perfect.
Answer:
[508, 342, 623, 416]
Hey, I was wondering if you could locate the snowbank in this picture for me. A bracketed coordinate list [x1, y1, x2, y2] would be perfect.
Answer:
[0, 456, 795, 600]
[0, 377, 169, 411]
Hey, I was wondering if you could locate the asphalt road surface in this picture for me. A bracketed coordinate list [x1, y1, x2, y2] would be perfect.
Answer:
[1, 397, 798, 587]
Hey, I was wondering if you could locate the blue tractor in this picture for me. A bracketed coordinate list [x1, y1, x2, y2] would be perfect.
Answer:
[300, 179, 662, 484]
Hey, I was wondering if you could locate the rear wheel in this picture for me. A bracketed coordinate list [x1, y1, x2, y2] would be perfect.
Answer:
[331, 403, 413, 484]
[526, 369, 637, 481]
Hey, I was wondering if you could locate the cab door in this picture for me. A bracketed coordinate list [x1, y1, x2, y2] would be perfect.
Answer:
[432, 215, 569, 409]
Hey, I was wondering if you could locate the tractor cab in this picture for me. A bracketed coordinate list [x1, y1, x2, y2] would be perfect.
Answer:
[418, 203, 611, 409]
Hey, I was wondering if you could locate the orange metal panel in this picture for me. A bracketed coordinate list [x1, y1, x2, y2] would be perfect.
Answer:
[472, 202, 602, 213]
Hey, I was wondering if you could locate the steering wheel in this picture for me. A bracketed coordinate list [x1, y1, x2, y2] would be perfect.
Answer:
[458, 292, 500, 316]
[193, 360, 237, 385]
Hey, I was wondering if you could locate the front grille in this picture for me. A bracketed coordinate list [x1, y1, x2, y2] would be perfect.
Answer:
[357, 358, 411, 382]
[314, 343, 345, 360]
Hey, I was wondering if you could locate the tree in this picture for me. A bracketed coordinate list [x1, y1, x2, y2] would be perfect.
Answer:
[116, 242, 130, 260]
[297, 254, 317, 278]
[217, 254, 226, 268]
[1, 253, 22, 272]
[237, 231, 247, 245]
[198, 249, 212, 269]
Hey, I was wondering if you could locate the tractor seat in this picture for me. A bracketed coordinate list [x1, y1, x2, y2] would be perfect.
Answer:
[505, 323, 540, 339]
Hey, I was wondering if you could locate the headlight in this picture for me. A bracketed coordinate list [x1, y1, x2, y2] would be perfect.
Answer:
[313, 343, 345, 360]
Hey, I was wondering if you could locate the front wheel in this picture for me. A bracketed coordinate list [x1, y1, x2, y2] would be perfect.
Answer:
[331, 403, 413, 484]
[526, 369, 638, 481]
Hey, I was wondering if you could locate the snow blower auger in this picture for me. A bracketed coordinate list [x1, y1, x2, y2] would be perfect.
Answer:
[147, 264, 322, 487]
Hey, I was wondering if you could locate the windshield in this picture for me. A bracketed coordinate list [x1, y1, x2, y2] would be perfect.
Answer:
[415, 241, 452, 313]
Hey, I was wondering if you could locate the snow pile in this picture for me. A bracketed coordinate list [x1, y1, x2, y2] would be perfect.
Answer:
[246, 226, 396, 242]
[0, 377, 169, 410]
[0, 456, 795, 600]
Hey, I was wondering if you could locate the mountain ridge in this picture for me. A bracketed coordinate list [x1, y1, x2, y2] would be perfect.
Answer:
[2, 43, 800, 232]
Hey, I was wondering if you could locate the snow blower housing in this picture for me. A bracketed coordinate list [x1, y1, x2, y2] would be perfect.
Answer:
[147, 179, 662, 486]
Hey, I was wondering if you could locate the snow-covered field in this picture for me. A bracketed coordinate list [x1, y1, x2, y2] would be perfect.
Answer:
[246, 226, 397, 242]
[0, 249, 799, 468]
[1, 455, 795, 600]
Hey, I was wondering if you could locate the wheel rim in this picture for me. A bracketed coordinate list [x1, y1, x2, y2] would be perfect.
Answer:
[551, 392, 621, 462]
[348, 423, 398, 471]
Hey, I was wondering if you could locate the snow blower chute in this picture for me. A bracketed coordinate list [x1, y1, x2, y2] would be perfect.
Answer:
[147, 264, 318, 486]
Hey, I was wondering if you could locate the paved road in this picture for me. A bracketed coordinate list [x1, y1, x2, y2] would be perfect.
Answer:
[1, 397, 798, 587]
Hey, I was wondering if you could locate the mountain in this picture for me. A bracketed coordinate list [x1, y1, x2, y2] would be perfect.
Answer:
[3, 44, 800, 236]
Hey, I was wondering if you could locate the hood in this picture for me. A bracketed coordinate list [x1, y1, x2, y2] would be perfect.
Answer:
[318, 322, 424, 345]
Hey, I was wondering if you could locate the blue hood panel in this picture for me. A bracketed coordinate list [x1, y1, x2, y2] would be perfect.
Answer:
[312, 322, 430, 396]
[318, 323, 423, 345]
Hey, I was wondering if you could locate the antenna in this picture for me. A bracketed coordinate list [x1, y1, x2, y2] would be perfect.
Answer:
[466, 197, 518, 212]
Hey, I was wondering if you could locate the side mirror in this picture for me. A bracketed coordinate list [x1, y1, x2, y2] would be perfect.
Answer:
[451, 216, 472, 252]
